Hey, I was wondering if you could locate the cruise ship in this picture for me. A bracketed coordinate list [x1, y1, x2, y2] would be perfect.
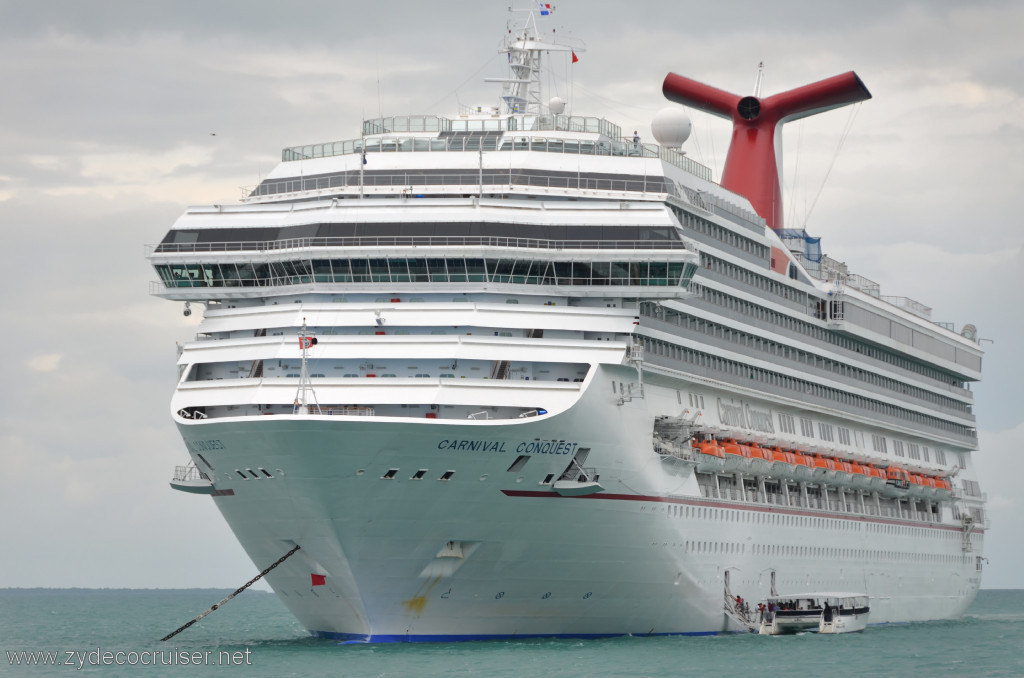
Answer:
[149, 9, 986, 641]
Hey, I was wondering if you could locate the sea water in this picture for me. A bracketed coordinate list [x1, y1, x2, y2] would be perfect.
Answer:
[2, 589, 1020, 677]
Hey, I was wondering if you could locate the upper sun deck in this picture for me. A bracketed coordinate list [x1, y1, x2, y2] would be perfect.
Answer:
[362, 112, 622, 141]
[272, 112, 711, 183]
[282, 113, 624, 162]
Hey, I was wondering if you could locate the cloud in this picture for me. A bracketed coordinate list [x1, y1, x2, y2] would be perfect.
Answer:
[974, 423, 1024, 588]
[27, 353, 63, 372]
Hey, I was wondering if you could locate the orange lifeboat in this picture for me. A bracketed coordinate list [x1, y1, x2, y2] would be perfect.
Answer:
[811, 454, 838, 481]
[883, 465, 910, 496]
[745, 443, 772, 474]
[833, 459, 855, 485]
[919, 475, 938, 498]
[848, 462, 873, 489]
[790, 451, 816, 479]
[907, 473, 928, 497]
[721, 439, 752, 472]
[720, 438, 738, 454]
[696, 439, 725, 458]
[934, 477, 953, 498]
[865, 465, 886, 489]
[768, 447, 795, 475]
[693, 437, 727, 473]
[887, 466, 910, 485]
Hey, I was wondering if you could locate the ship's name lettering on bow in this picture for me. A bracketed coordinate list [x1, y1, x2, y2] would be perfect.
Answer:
[436, 439, 580, 455]
[437, 440, 508, 452]
[185, 439, 225, 452]
[515, 440, 578, 455]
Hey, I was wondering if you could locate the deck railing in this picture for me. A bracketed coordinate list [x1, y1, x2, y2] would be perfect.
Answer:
[150, 235, 691, 255]
[280, 131, 712, 182]
[244, 167, 680, 201]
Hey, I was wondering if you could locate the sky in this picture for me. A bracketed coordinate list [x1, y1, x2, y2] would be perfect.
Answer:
[1, 0, 1021, 592]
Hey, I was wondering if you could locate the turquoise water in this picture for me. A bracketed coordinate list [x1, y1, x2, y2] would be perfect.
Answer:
[2, 589, 1020, 677]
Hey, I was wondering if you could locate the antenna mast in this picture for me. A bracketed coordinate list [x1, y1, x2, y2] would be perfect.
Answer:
[485, 6, 573, 115]
[753, 61, 765, 97]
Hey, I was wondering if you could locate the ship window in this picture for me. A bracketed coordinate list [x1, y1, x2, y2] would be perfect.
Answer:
[259, 468, 273, 478]
[439, 470, 455, 481]
[235, 470, 248, 480]
[382, 469, 398, 479]
[466, 258, 487, 281]
[411, 469, 427, 480]
[542, 473, 554, 485]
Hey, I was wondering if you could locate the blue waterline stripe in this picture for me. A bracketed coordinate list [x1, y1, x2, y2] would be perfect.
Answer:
[313, 630, 720, 643]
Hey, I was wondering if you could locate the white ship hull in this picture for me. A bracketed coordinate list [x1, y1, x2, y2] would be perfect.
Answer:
[152, 8, 986, 641]
[181, 366, 981, 641]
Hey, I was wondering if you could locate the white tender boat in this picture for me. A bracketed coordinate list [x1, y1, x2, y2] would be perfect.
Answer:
[759, 592, 870, 635]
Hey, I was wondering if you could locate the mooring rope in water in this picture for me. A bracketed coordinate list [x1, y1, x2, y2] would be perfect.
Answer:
[160, 544, 301, 641]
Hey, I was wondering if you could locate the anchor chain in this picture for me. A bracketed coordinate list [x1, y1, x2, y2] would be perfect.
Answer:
[160, 544, 302, 641]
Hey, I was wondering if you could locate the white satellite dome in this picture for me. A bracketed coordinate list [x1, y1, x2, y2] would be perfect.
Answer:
[651, 107, 692, 149]
[549, 97, 566, 115]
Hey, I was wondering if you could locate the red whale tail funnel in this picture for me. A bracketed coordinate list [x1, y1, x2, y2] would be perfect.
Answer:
[662, 71, 871, 231]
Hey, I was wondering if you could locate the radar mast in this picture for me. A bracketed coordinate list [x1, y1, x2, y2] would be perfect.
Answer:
[486, 7, 574, 116]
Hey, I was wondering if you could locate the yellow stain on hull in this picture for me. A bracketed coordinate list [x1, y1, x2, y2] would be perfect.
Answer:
[402, 576, 441, 617]
[402, 595, 429, 615]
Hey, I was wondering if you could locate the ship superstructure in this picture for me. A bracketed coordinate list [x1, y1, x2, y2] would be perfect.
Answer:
[150, 9, 985, 640]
